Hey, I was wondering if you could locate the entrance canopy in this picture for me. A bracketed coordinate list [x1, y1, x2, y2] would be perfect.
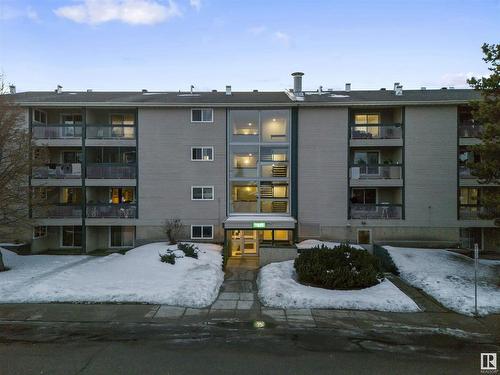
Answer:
[223, 216, 296, 230]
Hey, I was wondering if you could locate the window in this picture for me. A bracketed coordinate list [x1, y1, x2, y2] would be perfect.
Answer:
[354, 114, 380, 125]
[33, 109, 47, 124]
[33, 226, 47, 239]
[110, 188, 135, 203]
[191, 186, 214, 200]
[62, 151, 82, 164]
[353, 151, 379, 175]
[357, 229, 372, 244]
[110, 114, 135, 125]
[191, 147, 214, 161]
[191, 225, 213, 239]
[61, 226, 82, 247]
[61, 114, 83, 125]
[191, 108, 213, 123]
[62, 188, 82, 204]
[460, 188, 479, 205]
[110, 226, 135, 247]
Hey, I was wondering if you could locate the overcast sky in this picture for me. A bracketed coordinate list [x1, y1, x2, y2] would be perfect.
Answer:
[0, 0, 498, 92]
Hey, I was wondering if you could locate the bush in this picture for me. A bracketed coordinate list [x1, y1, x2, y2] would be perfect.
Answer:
[164, 218, 183, 244]
[372, 245, 399, 275]
[178, 243, 198, 259]
[294, 243, 383, 290]
[159, 252, 176, 265]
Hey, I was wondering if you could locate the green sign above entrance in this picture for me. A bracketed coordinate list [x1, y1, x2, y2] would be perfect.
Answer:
[252, 222, 266, 229]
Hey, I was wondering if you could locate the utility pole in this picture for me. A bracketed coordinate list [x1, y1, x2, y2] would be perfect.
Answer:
[474, 243, 479, 316]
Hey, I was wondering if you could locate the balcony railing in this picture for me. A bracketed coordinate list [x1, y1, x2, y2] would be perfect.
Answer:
[86, 125, 136, 139]
[32, 125, 82, 139]
[86, 204, 137, 218]
[349, 204, 402, 219]
[459, 122, 483, 138]
[350, 124, 403, 140]
[32, 204, 82, 218]
[86, 164, 136, 179]
[32, 164, 82, 179]
[350, 165, 402, 180]
[459, 205, 496, 220]
[459, 165, 475, 178]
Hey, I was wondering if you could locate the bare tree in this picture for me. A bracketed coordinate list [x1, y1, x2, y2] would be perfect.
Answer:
[0, 76, 44, 271]
[164, 218, 184, 244]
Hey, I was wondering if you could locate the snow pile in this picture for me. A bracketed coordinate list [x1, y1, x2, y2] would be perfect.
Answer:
[296, 239, 364, 250]
[0, 243, 224, 307]
[258, 260, 420, 312]
[385, 246, 500, 316]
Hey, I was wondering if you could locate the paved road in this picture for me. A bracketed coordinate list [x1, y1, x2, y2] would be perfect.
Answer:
[0, 319, 498, 375]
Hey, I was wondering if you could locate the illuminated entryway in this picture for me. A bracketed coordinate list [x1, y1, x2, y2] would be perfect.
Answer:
[228, 229, 293, 257]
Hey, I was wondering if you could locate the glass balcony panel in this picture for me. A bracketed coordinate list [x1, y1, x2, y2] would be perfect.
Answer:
[350, 165, 402, 179]
[32, 164, 82, 179]
[231, 110, 259, 142]
[261, 163, 288, 178]
[230, 145, 259, 178]
[32, 204, 82, 218]
[32, 126, 82, 139]
[86, 126, 136, 139]
[350, 125, 402, 139]
[86, 204, 137, 218]
[231, 182, 258, 213]
[350, 204, 402, 219]
[86, 164, 136, 179]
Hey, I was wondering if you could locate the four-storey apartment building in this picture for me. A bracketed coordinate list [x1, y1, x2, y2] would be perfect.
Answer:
[11, 73, 499, 255]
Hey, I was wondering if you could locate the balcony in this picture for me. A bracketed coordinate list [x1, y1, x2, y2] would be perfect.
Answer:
[459, 122, 483, 138]
[86, 164, 136, 179]
[459, 205, 494, 220]
[350, 124, 402, 140]
[85, 125, 137, 147]
[349, 204, 402, 219]
[86, 204, 137, 218]
[350, 164, 403, 187]
[32, 204, 82, 218]
[32, 164, 82, 179]
[32, 125, 83, 146]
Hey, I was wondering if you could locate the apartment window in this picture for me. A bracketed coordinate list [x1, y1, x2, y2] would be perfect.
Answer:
[111, 114, 135, 125]
[61, 226, 82, 247]
[62, 188, 82, 204]
[192, 186, 214, 200]
[61, 114, 83, 125]
[460, 188, 479, 205]
[191, 225, 213, 239]
[33, 226, 47, 239]
[351, 189, 376, 204]
[33, 109, 47, 124]
[110, 226, 134, 247]
[191, 108, 213, 123]
[354, 114, 380, 125]
[191, 147, 214, 161]
[62, 151, 82, 164]
[110, 188, 135, 203]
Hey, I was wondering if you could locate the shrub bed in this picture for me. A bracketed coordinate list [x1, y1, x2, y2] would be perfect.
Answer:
[293, 243, 383, 290]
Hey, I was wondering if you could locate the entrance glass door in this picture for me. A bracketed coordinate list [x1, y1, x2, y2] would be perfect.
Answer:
[230, 230, 258, 256]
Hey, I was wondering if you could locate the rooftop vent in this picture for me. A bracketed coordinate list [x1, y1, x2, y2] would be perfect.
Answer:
[253, 89, 258, 92]
[393, 82, 400, 91]
[55, 85, 62, 94]
[291, 72, 304, 94]
[87, 89, 93, 92]
[142, 89, 148, 93]
[395, 85, 403, 96]
[212, 89, 217, 92]
[420, 87, 426, 90]
[318, 85, 323, 93]
[190, 85, 194, 94]
[345, 83, 351, 92]
[380, 88, 386, 91]
[226, 85, 232, 96]
[9, 85, 16, 94]
[441, 87, 448, 90]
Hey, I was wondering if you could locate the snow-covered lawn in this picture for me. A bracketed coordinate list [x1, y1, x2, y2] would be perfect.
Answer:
[0, 243, 223, 307]
[385, 246, 500, 316]
[258, 260, 420, 312]
[296, 239, 364, 250]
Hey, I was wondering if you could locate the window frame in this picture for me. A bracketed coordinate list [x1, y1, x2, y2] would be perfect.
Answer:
[191, 146, 214, 161]
[60, 226, 83, 248]
[191, 186, 214, 201]
[109, 226, 135, 248]
[354, 113, 381, 125]
[33, 226, 47, 239]
[191, 225, 213, 239]
[191, 108, 214, 123]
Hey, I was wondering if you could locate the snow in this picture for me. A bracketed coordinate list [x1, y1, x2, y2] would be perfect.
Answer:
[296, 239, 364, 250]
[0, 243, 224, 307]
[258, 260, 420, 312]
[385, 246, 500, 316]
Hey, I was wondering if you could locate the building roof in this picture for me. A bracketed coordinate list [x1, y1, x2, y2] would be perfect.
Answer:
[10, 88, 480, 107]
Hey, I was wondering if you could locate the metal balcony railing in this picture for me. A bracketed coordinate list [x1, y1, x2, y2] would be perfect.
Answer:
[32, 164, 82, 179]
[32, 125, 82, 139]
[86, 204, 137, 218]
[86, 125, 136, 139]
[349, 204, 402, 219]
[86, 164, 136, 179]
[350, 124, 403, 140]
[32, 204, 82, 218]
[350, 165, 402, 180]
[458, 122, 483, 138]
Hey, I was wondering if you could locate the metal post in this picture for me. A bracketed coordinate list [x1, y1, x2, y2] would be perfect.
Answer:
[474, 242, 479, 316]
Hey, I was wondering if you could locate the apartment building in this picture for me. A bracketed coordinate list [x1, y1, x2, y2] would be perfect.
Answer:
[10, 73, 499, 255]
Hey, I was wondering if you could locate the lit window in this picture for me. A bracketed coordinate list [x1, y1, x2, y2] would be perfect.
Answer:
[191, 225, 213, 239]
[192, 186, 214, 200]
[33, 226, 47, 239]
[354, 114, 380, 125]
[191, 109, 213, 123]
[191, 147, 214, 161]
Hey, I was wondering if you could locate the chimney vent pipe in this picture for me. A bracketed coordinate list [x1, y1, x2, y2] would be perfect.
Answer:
[9, 85, 16, 94]
[225, 85, 232, 95]
[345, 83, 351, 92]
[291, 72, 304, 93]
